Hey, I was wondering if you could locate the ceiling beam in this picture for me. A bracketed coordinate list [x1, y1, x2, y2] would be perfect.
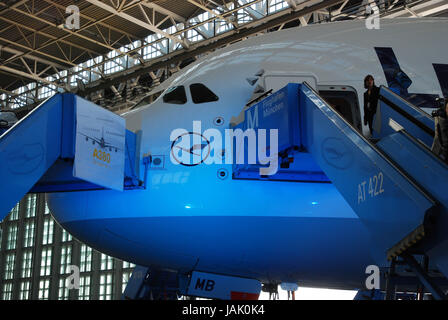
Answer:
[0, 14, 101, 67]
[0, 65, 66, 89]
[384, 0, 448, 17]
[187, 0, 237, 27]
[0, 0, 27, 15]
[9, 6, 130, 56]
[0, 35, 105, 82]
[0, 44, 67, 69]
[85, 0, 189, 48]
[141, 1, 186, 22]
[0, 0, 149, 71]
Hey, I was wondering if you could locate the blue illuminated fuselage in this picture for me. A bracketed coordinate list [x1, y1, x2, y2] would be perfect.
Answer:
[48, 179, 374, 288]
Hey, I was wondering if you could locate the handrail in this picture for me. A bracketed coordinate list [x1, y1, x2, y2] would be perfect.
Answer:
[378, 86, 435, 137]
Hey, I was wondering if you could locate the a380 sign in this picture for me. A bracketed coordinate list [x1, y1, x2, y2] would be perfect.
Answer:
[93, 148, 111, 164]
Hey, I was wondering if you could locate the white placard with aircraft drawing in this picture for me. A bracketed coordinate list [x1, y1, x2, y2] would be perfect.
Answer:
[73, 97, 126, 191]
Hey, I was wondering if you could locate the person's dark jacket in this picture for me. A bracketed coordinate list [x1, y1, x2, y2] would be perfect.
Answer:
[363, 85, 380, 129]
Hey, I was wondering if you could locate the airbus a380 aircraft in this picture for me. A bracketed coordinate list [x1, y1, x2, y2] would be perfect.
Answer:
[46, 18, 448, 296]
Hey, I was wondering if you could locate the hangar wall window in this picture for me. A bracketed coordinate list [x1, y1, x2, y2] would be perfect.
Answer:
[142, 34, 167, 60]
[100, 253, 114, 270]
[42, 217, 54, 245]
[38, 279, 50, 300]
[44, 202, 50, 215]
[60, 245, 72, 274]
[70, 65, 89, 88]
[80, 245, 92, 273]
[99, 273, 114, 300]
[11, 85, 32, 108]
[23, 221, 35, 248]
[26, 194, 36, 218]
[4, 253, 15, 280]
[104, 50, 125, 75]
[166, 26, 183, 51]
[6, 225, 18, 250]
[163, 86, 187, 104]
[58, 279, 70, 300]
[269, 0, 289, 13]
[9, 203, 19, 221]
[21, 250, 33, 278]
[40, 248, 52, 276]
[19, 281, 31, 300]
[123, 261, 135, 269]
[122, 271, 132, 293]
[38, 83, 56, 100]
[62, 230, 72, 242]
[187, 29, 204, 43]
[78, 276, 90, 300]
[2, 283, 13, 300]
[216, 16, 234, 34]
[190, 83, 219, 104]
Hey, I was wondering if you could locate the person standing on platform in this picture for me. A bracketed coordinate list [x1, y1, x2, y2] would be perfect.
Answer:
[363, 75, 380, 136]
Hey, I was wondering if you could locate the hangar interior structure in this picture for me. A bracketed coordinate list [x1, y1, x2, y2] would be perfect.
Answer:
[0, 0, 448, 300]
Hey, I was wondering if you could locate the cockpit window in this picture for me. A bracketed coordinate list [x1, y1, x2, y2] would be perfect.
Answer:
[163, 86, 187, 104]
[190, 83, 219, 104]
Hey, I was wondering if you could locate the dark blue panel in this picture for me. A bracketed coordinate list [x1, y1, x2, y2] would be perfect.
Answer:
[375, 47, 411, 94]
[375, 47, 440, 109]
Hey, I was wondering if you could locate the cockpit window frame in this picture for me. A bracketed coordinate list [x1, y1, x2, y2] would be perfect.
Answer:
[162, 85, 188, 105]
[189, 83, 219, 104]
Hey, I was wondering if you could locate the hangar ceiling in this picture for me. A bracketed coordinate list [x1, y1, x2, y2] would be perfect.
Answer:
[0, 0, 447, 114]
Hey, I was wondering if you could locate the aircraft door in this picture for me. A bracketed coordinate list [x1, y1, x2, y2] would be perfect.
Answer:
[317, 85, 362, 132]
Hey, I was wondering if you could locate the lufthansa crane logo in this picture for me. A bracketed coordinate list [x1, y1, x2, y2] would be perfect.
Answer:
[170, 132, 211, 166]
